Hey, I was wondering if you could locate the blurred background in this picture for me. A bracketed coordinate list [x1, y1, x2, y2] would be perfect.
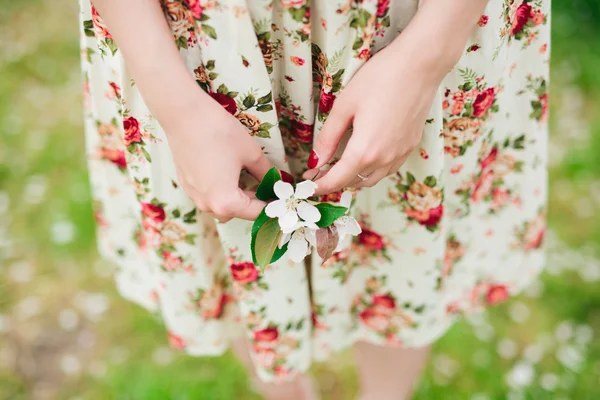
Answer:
[1, 0, 600, 399]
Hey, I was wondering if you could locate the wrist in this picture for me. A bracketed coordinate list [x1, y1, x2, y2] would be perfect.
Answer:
[388, 35, 459, 85]
[141, 75, 213, 129]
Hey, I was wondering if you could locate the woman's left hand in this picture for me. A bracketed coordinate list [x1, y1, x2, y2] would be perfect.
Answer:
[302, 39, 450, 196]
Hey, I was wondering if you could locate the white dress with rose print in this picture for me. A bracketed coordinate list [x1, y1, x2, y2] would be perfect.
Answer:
[79, 0, 550, 381]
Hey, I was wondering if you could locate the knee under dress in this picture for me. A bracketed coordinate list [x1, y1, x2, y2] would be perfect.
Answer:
[79, 0, 550, 381]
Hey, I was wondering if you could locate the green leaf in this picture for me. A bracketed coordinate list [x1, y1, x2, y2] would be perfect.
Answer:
[106, 38, 118, 56]
[288, 7, 306, 22]
[183, 207, 197, 223]
[396, 184, 410, 193]
[424, 176, 437, 188]
[257, 92, 273, 105]
[176, 36, 187, 49]
[141, 147, 152, 162]
[256, 104, 273, 112]
[255, 167, 281, 201]
[172, 209, 181, 218]
[206, 60, 215, 70]
[406, 172, 416, 186]
[201, 24, 217, 40]
[256, 129, 271, 138]
[227, 91, 239, 98]
[208, 72, 218, 81]
[259, 122, 274, 131]
[217, 84, 228, 94]
[243, 94, 256, 109]
[270, 242, 288, 264]
[251, 209, 270, 265]
[184, 234, 198, 244]
[315, 203, 347, 228]
[254, 218, 283, 269]
[83, 20, 94, 29]
[84, 29, 95, 38]
[352, 37, 364, 50]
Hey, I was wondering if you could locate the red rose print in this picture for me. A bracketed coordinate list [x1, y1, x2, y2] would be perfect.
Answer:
[480, 147, 498, 170]
[168, 331, 186, 349]
[359, 307, 390, 331]
[376, 0, 389, 17]
[486, 285, 509, 305]
[202, 294, 227, 319]
[183, 0, 203, 19]
[101, 148, 127, 169]
[123, 116, 142, 146]
[531, 10, 545, 26]
[423, 204, 444, 227]
[318, 90, 336, 114]
[358, 228, 385, 250]
[141, 202, 166, 223]
[472, 88, 495, 117]
[358, 48, 371, 60]
[230, 262, 259, 285]
[491, 188, 510, 210]
[109, 81, 121, 98]
[291, 119, 314, 144]
[290, 56, 305, 66]
[471, 170, 494, 202]
[478, 15, 489, 27]
[539, 93, 548, 121]
[253, 345, 276, 368]
[373, 294, 396, 310]
[209, 92, 238, 115]
[254, 327, 279, 342]
[91, 5, 112, 39]
[511, 3, 532, 36]
[162, 251, 183, 271]
[319, 191, 343, 202]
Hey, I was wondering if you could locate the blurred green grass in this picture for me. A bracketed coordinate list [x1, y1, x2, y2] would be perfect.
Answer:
[1, 1, 600, 399]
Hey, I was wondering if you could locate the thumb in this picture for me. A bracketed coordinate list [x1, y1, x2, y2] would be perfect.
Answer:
[308, 101, 353, 170]
[243, 143, 274, 183]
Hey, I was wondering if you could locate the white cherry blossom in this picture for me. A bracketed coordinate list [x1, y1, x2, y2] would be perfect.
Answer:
[278, 221, 318, 263]
[334, 191, 362, 247]
[265, 180, 320, 233]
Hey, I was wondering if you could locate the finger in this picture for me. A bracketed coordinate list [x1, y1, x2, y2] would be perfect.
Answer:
[228, 188, 267, 220]
[344, 166, 379, 188]
[353, 167, 389, 189]
[312, 156, 363, 196]
[243, 145, 274, 182]
[387, 154, 409, 176]
[302, 168, 323, 181]
[309, 99, 353, 169]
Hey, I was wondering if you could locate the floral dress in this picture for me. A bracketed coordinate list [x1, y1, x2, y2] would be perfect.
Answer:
[79, 0, 550, 382]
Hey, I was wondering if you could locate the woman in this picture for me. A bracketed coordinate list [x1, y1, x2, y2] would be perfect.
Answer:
[80, 0, 549, 398]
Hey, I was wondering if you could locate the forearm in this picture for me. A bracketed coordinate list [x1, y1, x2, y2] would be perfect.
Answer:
[389, 0, 489, 81]
[92, 0, 208, 123]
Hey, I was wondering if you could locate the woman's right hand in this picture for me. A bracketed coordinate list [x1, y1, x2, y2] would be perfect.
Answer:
[163, 93, 273, 222]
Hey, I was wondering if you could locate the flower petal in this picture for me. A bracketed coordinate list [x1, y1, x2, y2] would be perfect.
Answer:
[288, 231, 309, 263]
[304, 228, 317, 247]
[265, 199, 287, 218]
[279, 210, 299, 233]
[296, 201, 321, 223]
[274, 180, 294, 200]
[294, 180, 318, 199]
[334, 216, 362, 237]
[340, 191, 353, 210]
[278, 232, 291, 248]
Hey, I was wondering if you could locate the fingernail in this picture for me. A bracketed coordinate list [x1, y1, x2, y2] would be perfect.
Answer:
[280, 170, 295, 184]
[307, 150, 319, 169]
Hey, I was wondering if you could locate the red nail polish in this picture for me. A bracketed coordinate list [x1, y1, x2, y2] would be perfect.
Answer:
[307, 150, 319, 169]
[280, 170, 295, 184]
